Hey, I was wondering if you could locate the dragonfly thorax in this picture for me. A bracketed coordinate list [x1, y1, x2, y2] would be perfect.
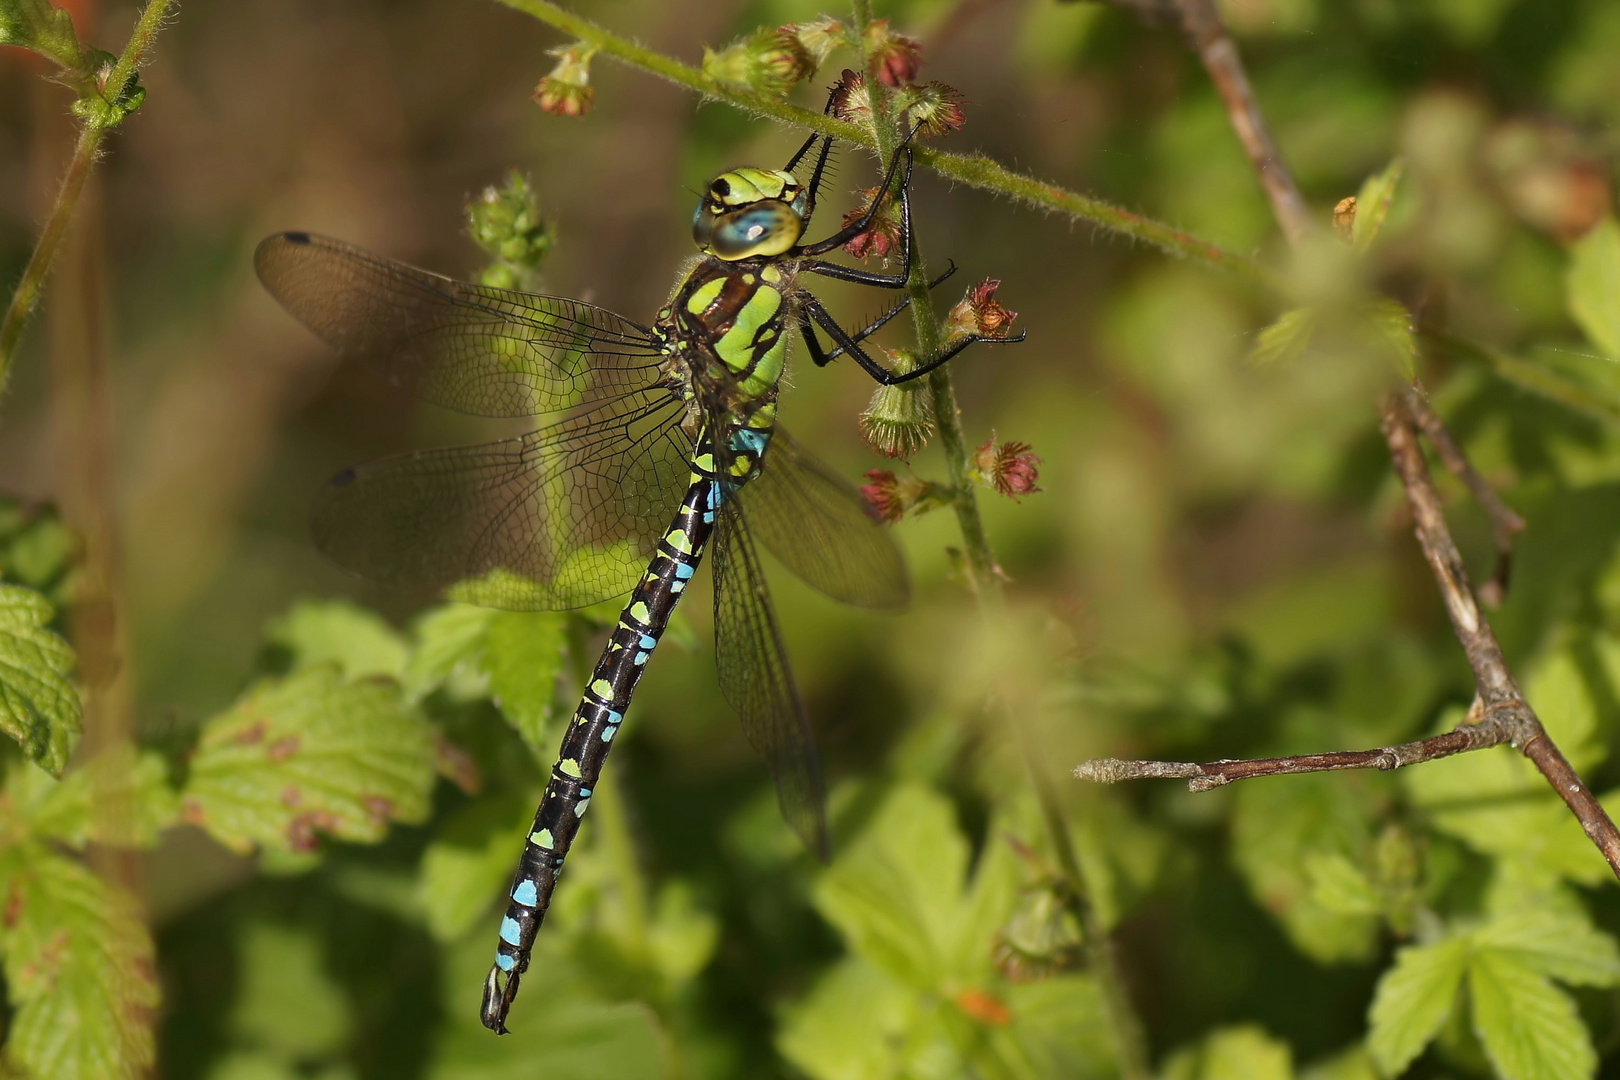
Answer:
[693, 166, 809, 260]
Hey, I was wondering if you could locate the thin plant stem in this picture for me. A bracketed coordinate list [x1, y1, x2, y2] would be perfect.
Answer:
[492, 0, 1270, 287]
[0, 0, 178, 393]
[849, 5, 1152, 1076]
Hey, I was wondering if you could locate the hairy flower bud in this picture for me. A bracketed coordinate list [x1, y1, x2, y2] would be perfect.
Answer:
[534, 43, 597, 118]
[863, 19, 922, 87]
[841, 186, 902, 262]
[972, 435, 1042, 500]
[829, 68, 872, 124]
[784, 16, 851, 69]
[859, 350, 935, 458]
[703, 27, 815, 97]
[946, 279, 1019, 340]
[467, 171, 554, 291]
[900, 81, 968, 138]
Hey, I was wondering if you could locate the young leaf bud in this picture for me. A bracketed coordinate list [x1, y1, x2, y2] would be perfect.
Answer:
[703, 27, 815, 97]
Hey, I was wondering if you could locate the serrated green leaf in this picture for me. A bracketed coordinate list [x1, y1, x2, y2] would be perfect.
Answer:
[0, 843, 158, 1080]
[812, 784, 970, 989]
[180, 666, 435, 854]
[1363, 297, 1417, 379]
[0, 497, 73, 602]
[1305, 852, 1382, 916]
[417, 792, 532, 942]
[1249, 308, 1318, 367]
[1299, 1045, 1378, 1080]
[776, 956, 919, 1080]
[1163, 1026, 1293, 1080]
[265, 598, 408, 681]
[0, 0, 93, 73]
[0, 582, 82, 775]
[8, 747, 178, 848]
[229, 920, 351, 1059]
[1367, 937, 1469, 1076]
[1352, 159, 1404, 252]
[1469, 949, 1595, 1080]
[645, 880, 719, 987]
[1475, 910, 1620, 988]
[1524, 646, 1603, 772]
[1568, 216, 1620, 358]
[402, 603, 493, 703]
[483, 610, 568, 756]
[993, 974, 1117, 1080]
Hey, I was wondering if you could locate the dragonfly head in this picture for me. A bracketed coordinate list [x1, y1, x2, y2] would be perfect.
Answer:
[692, 167, 808, 260]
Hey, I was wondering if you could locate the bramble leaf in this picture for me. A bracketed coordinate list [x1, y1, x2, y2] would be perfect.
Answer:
[266, 597, 408, 680]
[417, 792, 532, 942]
[1248, 308, 1317, 367]
[1367, 937, 1468, 1076]
[1470, 948, 1594, 1080]
[180, 666, 435, 854]
[229, 920, 351, 1059]
[484, 610, 568, 756]
[402, 603, 493, 702]
[0, 843, 159, 1080]
[0, 582, 82, 775]
[1568, 216, 1620, 359]
[0, 0, 93, 73]
[7, 747, 178, 848]
[1162, 1025, 1293, 1080]
[1475, 909, 1620, 988]
[1351, 159, 1404, 252]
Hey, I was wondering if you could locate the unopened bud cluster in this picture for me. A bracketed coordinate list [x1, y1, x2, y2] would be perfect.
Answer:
[534, 43, 597, 117]
[467, 171, 555, 291]
[859, 350, 935, 458]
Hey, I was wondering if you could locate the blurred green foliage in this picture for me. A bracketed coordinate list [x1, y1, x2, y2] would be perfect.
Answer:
[6, 0, 1620, 1078]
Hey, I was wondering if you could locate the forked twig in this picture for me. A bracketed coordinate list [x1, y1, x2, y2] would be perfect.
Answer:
[1075, 395, 1620, 881]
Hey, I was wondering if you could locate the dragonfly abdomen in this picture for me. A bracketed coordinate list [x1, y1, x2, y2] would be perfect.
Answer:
[481, 454, 728, 1033]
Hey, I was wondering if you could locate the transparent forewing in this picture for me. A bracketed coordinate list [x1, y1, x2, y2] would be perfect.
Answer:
[737, 429, 909, 610]
[255, 232, 665, 419]
[713, 503, 829, 860]
[312, 391, 693, 611]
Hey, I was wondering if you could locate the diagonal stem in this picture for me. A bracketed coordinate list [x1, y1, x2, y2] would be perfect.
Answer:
[491, 0, 1270, 286]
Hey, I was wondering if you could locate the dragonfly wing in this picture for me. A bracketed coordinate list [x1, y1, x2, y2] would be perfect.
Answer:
[256, 232, 665, 419]
[312, 392, 692, 610]
[737, 428, 909, 610]
[713, 501, 829, 861]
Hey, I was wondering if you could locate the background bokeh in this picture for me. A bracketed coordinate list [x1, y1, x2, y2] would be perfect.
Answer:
[5, 0, 1620, 1077]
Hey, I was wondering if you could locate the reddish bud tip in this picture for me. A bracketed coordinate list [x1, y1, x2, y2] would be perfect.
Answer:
[904, 81, 969, 138]
[973, 435, 1042, 500]
[841, 185, 902, 262]
[860, 470, 906, 523]
[946, 279, 1020, 340]
[863, 18, 923, 87]
[534, 43, 597, 117]
[829, 68, 872, 124]
[784, 15, 851, 68]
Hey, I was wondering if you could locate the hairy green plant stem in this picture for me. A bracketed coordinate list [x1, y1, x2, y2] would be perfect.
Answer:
[493, 0, 1269, 289]
[0, 0, 176, 394]
[853, 4, 1152, 1077]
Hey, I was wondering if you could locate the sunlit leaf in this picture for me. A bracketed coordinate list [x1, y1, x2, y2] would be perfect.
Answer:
[1568, 216, 1620, 359]
[1249, 308, 1318, 367]
[266, 597, 408, 681]
[1475, 909, 1620, 988]
[1470, 948, 1594, 1080]
[0, 582, 81, 775]
[0, 497, 73, 604]
[776, 956, 922, 1080]
[417, 793, 532, 942]
[403, 603, 494, 703]
[483, 610, 568, 756]
[0, 0, 93, 72]
[180, 666, 435, 853]
[1352, 159, 1404, 252]
[0, 843, 159, 1080]
[1367, 937, 1468, 1076]
[645, 880, 720, 987]
[1162, 1025, 1293, 1080]
[1304, 852, 1381, 917]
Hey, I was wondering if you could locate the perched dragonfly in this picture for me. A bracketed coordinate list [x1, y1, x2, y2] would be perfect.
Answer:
[255, 125, 1021, 1033]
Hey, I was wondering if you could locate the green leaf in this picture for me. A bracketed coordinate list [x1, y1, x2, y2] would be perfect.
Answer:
[7, 746, 178, 848]
[1305, 852, 1381, 917]
[265, 598, 408, 681]
[1524, 645, 1604, 772]
[0, 843, 159, 1080]
[1162, 1026, 1293, 1080]
[1366, 937, 1469, 1076]
[1351, 159, 1404, 252]
[229, 920, 351, 1059]
[1469, 949, 1595, 1080]
[1299, 1045, 1378, 1080]
[0, 582, 82, 775]
[995, 975, 1119, 1079]
[0, 497, 73, 602]
[403, 603, 493, 703]
[776, 957, 921, 1080]
[0, 0, 93, 73]
[1567, 216, 1620, 358]
[812, 784, 971, 988]
[483, 610, 568, 756]
[417, 793, 532, 942]
[1248, 307, 1318, 367]
[1475, 909, 1620, 988]
[180, 666, 435, 854]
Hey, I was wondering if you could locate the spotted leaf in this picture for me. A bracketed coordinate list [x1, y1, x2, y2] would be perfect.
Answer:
[0, 582, 81, 776]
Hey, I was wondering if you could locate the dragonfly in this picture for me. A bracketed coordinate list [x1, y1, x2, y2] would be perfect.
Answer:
[255, 125, 1021, 1033]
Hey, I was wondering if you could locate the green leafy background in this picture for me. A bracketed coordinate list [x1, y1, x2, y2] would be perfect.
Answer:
[6, 0, 1620, 1078]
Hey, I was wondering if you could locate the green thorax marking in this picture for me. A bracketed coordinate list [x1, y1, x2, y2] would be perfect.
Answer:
[659, 256, 793, 406]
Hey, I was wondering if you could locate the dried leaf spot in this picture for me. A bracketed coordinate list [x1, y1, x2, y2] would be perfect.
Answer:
[286, 810, 338, 851]
[955, 988, 1012, 1026]
[233, 719, 268, 745]
[362, 794, 395, 824]
[281, 784, 302, 807]
[267, 734, 300, 762]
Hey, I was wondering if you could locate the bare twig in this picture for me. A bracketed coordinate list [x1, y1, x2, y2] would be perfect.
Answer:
[1169, 0, 1313, 244]
[1403, 387, 1525, 606]
[1075, 397, 1620, 882]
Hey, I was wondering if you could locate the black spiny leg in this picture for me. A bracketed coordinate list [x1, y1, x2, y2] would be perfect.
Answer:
[801, 295, 1024, 386]
[801, 263, 959, 368]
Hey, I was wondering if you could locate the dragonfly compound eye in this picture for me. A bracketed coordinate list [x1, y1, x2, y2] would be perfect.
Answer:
[695, 200, 804, 260]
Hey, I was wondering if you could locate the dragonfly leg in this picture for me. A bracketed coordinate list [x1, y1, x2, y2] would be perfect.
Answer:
[801, 262, 959, 368]
[796, 140, 914, 262]
[802, 295, 1025, 385]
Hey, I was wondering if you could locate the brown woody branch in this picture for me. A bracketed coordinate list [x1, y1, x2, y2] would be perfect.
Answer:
[1074, 396, 1620, 881]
